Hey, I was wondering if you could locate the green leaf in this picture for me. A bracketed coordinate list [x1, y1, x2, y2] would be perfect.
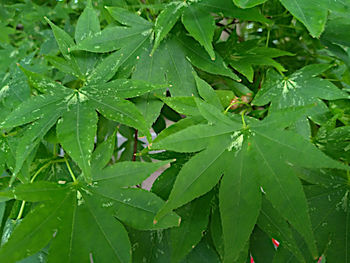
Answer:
[279, 0, 327, 37]
[72, 26, 151, 53]
[253, 65, 349, 110]
[306, 183, 350, 263]
[134, 95, 164, 129]
[233, 0, 268, 8]
[250, 227, 276, 263]
[152, 1, 186, 55]
[48, 189, 131, 263]
[151, 123, 235, 152]
[162, 38, 198, 96]
[90, 186, 181, 230]
[85, 49, 124, 85]
[45, 55, 76, 75]
[93, 161, 169, 187]
[199, 0, 269, 23]
[223, 41, 293, 82]
[160, 96, 199, 116]
[195, 99, 240, 127]
[44, 17, 81, 78]
[128, 229, 171, 263]
[0, 192, 73, 263]
[82, 79, 166, 99]
[317, 126, 350, 162]
[170, 193, 213, 263]
[19, 67, 73, 94]
[155, 108, 348, 258]
[322, 17, 350, 47]
[88, 95, 150, 141]
[106, 6, 152, 28]
[14, 108, 64, 175]
[91, 132, 116, 172]
[57, 99, 98, 181]
[195, 75, 223, 110]
[176, 34, 240, 81]
[74, 0, 100, 43]
[181, 238, 221, 263]
[257, 197, 305, 262]
[0, 93, 69, 130]
[219, 146, 262, 262]
[155, 136, 232, 220]
[153, 116, 204, 144]
[11, 181, 68, 202]
[85, 32, 151, 84]
[181, 4, 215, 60]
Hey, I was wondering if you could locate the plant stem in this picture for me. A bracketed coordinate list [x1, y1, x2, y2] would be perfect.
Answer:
[266, 28, 270, 47]
[16, 158, 66, 220]
[132, 130, 138, 161]
[65, 158, 77, 183]
[30, 159, 65, 183]
[16, 201, 26, 220]
[241, 111, 247, 128]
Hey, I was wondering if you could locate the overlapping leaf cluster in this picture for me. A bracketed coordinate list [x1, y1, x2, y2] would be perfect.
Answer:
[0, 0, 350, 262]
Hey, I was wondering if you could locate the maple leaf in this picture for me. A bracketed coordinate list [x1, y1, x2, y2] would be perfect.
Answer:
[151, 97, 348, 262]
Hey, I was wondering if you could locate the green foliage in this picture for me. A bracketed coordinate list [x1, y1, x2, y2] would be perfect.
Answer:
[0, 0, 349, 262]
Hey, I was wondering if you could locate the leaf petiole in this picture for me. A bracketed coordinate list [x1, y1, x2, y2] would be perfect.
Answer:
[16, 201, 26, 220]
[65, 158, 77, 183]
